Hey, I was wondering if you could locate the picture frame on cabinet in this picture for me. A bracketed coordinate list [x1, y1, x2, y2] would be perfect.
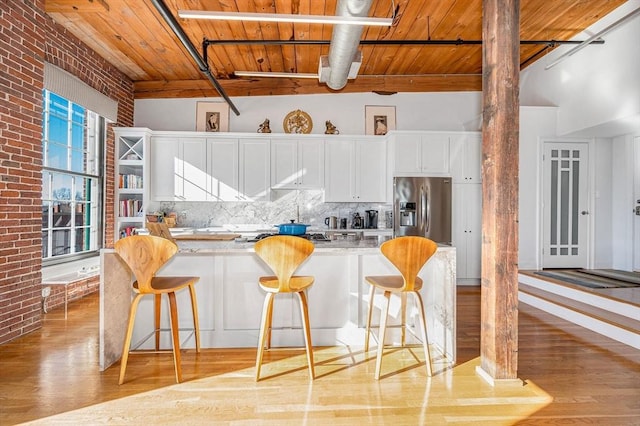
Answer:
[365, 105, 396, 136]
[196, 102, 229, 132]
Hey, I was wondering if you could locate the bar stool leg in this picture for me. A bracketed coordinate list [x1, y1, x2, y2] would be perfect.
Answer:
[119, 294, 143, 385]
[297, 290, 315, 380]
[256, 293, 275, 381]
[154, 294, 161, 350]
[375, 291, 391, 380]
[167, 291, 183, 383]
[188, 284, 201, 352]
[365, 284, 376, 352]
[413, 291, 433, 377]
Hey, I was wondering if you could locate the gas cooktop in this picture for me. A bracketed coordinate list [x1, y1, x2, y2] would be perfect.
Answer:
[247, 233, 330, 243]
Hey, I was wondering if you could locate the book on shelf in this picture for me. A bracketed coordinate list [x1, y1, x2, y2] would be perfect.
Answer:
[118, 174, 143, 189]
[119, 199, 143, 217]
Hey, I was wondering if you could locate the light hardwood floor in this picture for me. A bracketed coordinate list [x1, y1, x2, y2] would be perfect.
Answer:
[1, 287, 639, 425]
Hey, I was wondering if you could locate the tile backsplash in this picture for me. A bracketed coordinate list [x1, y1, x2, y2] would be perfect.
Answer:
[149, 190, 391, 230]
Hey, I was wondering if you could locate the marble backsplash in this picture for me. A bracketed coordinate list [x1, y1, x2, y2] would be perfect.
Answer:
[149, 190, 392, 230]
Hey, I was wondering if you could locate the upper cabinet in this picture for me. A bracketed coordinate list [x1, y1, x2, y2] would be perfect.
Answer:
[324, 137, 388, 203]
[239, 138, 271, 201]
[149, 135, 205, 202]
[149, 134, 271, 202]
[207, 137, 239, 201]
[450, 133, 482, 183]
[392, 132, 450, 176]
[271, 138, 324, 189]
[114, 128, 150, 240]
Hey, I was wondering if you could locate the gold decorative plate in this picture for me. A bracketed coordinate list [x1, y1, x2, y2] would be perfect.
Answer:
[283, 109, 313, 134]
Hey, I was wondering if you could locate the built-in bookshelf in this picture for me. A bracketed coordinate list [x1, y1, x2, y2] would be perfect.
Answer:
[114, 128, 150, 240]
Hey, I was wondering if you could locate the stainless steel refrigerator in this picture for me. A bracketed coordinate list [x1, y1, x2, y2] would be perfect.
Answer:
[393, 176, 452, 244]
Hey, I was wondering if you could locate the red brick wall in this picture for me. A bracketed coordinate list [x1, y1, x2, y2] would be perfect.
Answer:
[0, 0, 134, 344]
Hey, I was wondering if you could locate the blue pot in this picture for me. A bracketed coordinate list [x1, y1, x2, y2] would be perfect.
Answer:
[274, 222, 310, 235]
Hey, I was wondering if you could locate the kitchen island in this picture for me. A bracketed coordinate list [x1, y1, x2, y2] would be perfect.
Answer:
[100, 236, 457, 371]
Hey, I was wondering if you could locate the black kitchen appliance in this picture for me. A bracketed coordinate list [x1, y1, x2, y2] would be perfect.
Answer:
[364, 210, 378, 229]
[352, 212, 363, 229]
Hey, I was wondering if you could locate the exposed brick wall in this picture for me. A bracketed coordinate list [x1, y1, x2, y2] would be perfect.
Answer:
[0, 0, 134, 344]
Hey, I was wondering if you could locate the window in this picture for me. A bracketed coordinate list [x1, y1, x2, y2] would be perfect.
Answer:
[42, 90, 104, 261]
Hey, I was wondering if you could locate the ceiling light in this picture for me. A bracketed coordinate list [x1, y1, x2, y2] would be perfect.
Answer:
[178, 10, 393, 27]
[234, 71, 318, 79]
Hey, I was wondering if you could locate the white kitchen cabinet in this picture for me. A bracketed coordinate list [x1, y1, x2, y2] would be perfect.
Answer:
[207, 138, 239, 201]
[149, 135, 208, 201]
[452, 183, 482, 282]
[271, 138, 324, 189]
[181, 137, 208, 201]
[114, 128, 150, 240]
[149, 135, 180, 201]
[393, 132, 450, 175]
[239, 138, 270, 201]
[324, 137, 387, 203]
[222, 254, 352, 336]
[450, 132, 482, 183]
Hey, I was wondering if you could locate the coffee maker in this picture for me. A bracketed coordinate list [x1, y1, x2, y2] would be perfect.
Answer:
[364, 210, 378, 229]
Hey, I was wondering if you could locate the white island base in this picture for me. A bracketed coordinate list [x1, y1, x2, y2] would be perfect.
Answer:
[100, 240, 457, 373]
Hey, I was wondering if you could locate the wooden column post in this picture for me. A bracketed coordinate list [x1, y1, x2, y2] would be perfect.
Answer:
[479, 0, 520, 382]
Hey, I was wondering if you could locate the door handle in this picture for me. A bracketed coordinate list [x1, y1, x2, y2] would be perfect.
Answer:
[635, 206, 640, 216]
[581, 211, 589, 215]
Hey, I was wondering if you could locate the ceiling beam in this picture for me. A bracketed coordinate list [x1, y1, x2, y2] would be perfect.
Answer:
[133, 74, 482, 98]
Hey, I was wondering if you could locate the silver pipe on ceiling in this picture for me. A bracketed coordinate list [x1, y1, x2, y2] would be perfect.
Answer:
[324, 0, 375, 90]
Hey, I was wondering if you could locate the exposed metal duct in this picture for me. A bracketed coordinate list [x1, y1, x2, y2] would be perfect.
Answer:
[321, 0, 375, 90]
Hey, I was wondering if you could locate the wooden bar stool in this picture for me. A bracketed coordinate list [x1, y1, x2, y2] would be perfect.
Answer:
[364, 236, 438, 379]
[254, 235, 315, 381]
[114, 235, 200, 384]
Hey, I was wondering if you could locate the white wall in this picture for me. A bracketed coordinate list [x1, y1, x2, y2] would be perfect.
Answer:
[518, 107, 558, 270]
[134, 92, 482, 133]
[592, 138, 614, 268]
[611, 135, 636, 270]
[520, 0, 640, 138]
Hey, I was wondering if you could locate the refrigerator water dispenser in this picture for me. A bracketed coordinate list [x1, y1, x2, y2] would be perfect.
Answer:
[399, 202, 416, 226]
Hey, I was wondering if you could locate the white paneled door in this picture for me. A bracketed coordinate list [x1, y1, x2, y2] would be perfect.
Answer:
[542, 142, 590, 268]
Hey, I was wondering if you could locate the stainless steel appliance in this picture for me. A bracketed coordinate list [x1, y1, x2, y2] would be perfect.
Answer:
[365, 210, 378, 229]
[393, 176, 451, 244]
[324, 216, 338, 229]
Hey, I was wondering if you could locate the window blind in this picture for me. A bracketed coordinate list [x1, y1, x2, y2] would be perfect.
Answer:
[44, 63, 118, 122]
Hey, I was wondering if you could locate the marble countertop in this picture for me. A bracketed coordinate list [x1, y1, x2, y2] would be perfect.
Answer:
[175, 236, 455, 254]
[163, 226, 393, 236]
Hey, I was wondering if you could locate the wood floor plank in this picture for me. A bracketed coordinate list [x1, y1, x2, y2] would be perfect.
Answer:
[0, 288, 639, 424]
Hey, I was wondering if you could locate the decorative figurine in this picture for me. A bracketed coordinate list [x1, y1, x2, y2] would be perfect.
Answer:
[257, 118, 271, 133]
[324, 120, 339, 135]
[283, 109, 313, 134]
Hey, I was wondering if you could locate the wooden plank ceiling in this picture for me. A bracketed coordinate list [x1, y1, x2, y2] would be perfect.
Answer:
[45, 0, 625, 99]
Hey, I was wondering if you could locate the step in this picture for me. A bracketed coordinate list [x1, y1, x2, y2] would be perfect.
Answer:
[518, 272, 640, 320]
[518, 274, 640, 350]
